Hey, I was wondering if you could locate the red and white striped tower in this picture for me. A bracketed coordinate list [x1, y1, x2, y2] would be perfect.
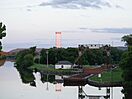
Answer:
[55, 32, 62, 48]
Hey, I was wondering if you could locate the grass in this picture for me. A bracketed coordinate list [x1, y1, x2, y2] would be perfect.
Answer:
[90, 67, 123, 83]
[29, 64, 50, 70]
[29, 63, 79, 75]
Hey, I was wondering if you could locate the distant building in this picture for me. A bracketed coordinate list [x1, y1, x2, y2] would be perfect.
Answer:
[79, 44, 104, 49]
[55, 61, 72, 69]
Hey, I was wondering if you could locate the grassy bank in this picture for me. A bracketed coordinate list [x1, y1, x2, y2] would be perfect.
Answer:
[90, 67, 123, 83]
[29, 64, 80, 75]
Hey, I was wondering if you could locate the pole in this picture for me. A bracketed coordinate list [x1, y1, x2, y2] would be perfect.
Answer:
[46, 50, 49, 90]
[46, 50, 48, 68]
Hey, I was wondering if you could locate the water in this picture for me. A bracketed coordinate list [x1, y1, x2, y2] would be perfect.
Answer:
[0, 61, 124, 99]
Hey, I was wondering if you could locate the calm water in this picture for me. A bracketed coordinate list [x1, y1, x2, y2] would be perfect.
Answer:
[0, 61, 123, 99]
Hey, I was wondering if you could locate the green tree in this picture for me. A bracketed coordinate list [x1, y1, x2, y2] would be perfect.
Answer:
[121, 34, 132, 46]
[120, 46, 132, 99]
[23, 54, 34, 67]
[120, 34, 132, 99]
[39, 47, 123, 65]
[16, 47, 36, 67]
[40, 49, 47, 64]
[29, 46, 36, 56]
[0, 22, 6, 51]
[111, 47, 124, 64]
[15, 64, 36, 87]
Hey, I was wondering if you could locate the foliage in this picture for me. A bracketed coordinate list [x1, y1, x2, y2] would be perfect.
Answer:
[120, 46, 132, 80]
[16, 47, 36, 67]
[29, 46, 36, 56]
[40, 47, 78, 65]
[121, 34, 132, 46]
[15, 65, 36, 87]
[23, 54, 34, 66]
[111, 47, 124, 64]
[34, 58, 40, 63]
[40, 74, 55, 83]
[120, 34, 132, 99]
[15, 46, 36, 87]
[0, 22, 6, 51]
[40, 47, 124, 65]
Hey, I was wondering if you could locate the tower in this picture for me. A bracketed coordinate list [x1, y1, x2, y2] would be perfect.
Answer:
[55, 32, 62, 48]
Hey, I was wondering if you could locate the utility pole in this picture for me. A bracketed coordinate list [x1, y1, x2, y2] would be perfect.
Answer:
[46, 50, 49, 68]
[46, 50, 49, 91]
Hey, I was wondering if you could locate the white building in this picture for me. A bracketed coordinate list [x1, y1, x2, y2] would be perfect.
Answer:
[55, 61, 72, 69]
[83, 44, 103, 49]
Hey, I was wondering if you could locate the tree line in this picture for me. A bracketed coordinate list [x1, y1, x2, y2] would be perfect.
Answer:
[15, 45, 125, 67]
[37, 46, 124, 65]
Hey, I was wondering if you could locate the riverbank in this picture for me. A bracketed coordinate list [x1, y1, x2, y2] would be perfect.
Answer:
[29, 64, 81, 75]
[89, 67, 123, 82]
[88, 67, 123, 87]
[30, 63, 123, 87]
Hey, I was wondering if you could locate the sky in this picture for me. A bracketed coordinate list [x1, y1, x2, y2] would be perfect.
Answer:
[0, 0, 132, 51]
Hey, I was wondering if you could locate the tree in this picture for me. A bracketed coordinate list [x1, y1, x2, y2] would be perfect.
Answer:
[121, 34, 132, 46]
[15, 47, 36, 87]
[16, 47, 36, 67]
[120, 46, 132, 99]
[23, 54, 34, 67]
[29, 46, 36, 56]
[120, 35, 132, 99]
[0, 22, 6, 51]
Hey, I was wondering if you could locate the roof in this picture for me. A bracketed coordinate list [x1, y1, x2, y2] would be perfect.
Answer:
[56, 61, 72, 65]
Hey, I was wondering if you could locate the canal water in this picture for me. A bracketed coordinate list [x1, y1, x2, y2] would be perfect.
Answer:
[0, 61, 123, 99]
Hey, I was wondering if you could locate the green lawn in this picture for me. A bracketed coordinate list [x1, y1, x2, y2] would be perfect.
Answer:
[29, 64, 79, 75]
[29, 64, 50, 70]
[90, 67, 123, 83]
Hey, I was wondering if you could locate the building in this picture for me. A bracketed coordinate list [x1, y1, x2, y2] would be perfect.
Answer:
[85, 44, 103, 49]
[55, 61, 72, 69]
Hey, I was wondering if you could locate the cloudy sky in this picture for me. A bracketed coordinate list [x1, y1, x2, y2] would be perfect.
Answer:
[0, 0, 132, 51]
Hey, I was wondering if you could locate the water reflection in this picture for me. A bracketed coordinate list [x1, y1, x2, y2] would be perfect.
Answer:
[15, 66, 36, 87]
[15, 66, 121, 99]
[40, 73, 55, 83]
[0, 61, 124, 99]
[0, 59, 6, 67]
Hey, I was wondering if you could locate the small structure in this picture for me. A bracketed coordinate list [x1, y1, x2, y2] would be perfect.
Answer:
[84, 44, 103, 49]
[55, 61, 72, 69]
